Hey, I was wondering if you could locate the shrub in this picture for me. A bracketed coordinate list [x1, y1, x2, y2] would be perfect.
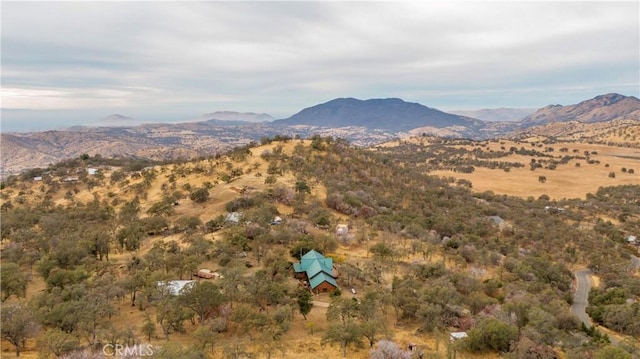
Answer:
[462, 318, 518, 352]
[225, 197, 255, 212]
[190, 187, 210, 203]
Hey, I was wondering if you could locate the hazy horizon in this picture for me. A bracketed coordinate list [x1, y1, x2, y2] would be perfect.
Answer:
[1, 92, 637, 133]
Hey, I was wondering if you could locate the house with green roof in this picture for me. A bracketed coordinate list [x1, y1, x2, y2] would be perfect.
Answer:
[294, 250, 338, 294]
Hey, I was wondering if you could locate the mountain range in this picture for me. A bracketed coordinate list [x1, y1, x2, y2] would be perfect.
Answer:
[2, 93, 638, 176]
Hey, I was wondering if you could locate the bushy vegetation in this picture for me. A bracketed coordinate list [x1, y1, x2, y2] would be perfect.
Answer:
[1, 135, 638, 358]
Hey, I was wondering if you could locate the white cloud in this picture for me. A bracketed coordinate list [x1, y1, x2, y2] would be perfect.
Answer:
[1, 1, 638, 127]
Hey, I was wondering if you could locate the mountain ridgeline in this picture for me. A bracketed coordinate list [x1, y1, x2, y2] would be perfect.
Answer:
[520, 93, 640, 128]
[1, 93, 639, 176]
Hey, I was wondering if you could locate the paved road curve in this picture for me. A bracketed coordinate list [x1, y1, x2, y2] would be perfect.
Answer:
[571, 269, 593, 327]
[572, 255, 640, 328]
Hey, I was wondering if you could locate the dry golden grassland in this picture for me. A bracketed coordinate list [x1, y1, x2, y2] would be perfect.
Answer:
[428, 140, 639, 200]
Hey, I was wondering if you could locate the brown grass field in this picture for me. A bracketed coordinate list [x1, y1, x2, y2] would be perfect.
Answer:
[428, 140, 639, 200]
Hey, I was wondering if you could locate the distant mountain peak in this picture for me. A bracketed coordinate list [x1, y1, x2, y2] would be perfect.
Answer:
[274, 97, 479, 133]
[588, 93, 632, 106]
[101, 114, 134, 122]
[95, 114, 138, 127]
[193, 111, 274, 123]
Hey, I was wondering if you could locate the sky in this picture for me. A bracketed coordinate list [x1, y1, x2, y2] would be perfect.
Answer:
[1, 1, 638, 132]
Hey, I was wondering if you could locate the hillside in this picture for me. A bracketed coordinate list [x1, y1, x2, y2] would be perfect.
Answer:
[1, 136, 639, 359]
[0, 123, 276, 177]
[520, 93, 640, 128]
[513, 119, 640, 146]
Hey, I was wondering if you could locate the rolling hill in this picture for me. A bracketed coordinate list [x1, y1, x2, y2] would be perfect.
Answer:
[1, 135, 638, 359]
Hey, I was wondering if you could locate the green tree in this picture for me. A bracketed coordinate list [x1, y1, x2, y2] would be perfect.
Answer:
[141, 315, 156, 341]
[174, 215, 203, 234]
[1, 262, 29, 302]
[369, 242, 397, 263]
[358, 291, 388, 347]
[463, 317, 518, 353]
[179, 281, 226, 323]
[190, 187, 210, 203]
[116, 222, 145, 251]
[193, 324, 219, 353]
[79, 282, 118, 344]
[323, 297, 363, 357]
[322, 320, 362, 358]
[295, 180, 311, 194]
[297, 289, 313, 320]
[1, 303, 38, 357]
[36, 328, 79, 358]
[156, 298, 192, 339]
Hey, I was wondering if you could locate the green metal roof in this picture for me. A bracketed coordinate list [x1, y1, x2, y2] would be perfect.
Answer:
[301, 249, 325, 261]
[297, 250, 333, 273]
[309, 271, 338, 289]
[295, 250, 337, 289]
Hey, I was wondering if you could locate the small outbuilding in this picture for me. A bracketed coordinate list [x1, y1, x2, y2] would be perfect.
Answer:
[487, 215, 507, 230]
[196, 269, 215, 279]
[450, 332, 468, 341]
[336, 224, 349, 236]
[225, 212, 243, 224]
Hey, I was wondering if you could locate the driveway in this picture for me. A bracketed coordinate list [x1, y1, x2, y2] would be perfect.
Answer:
[312, 300, 330, 308]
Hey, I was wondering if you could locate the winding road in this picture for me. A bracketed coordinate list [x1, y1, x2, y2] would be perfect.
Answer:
[571, 255, 639, 346]
[571, 268, 593, 327]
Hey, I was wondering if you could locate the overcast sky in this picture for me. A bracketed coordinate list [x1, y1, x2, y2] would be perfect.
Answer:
[1, 1, 638, 132]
